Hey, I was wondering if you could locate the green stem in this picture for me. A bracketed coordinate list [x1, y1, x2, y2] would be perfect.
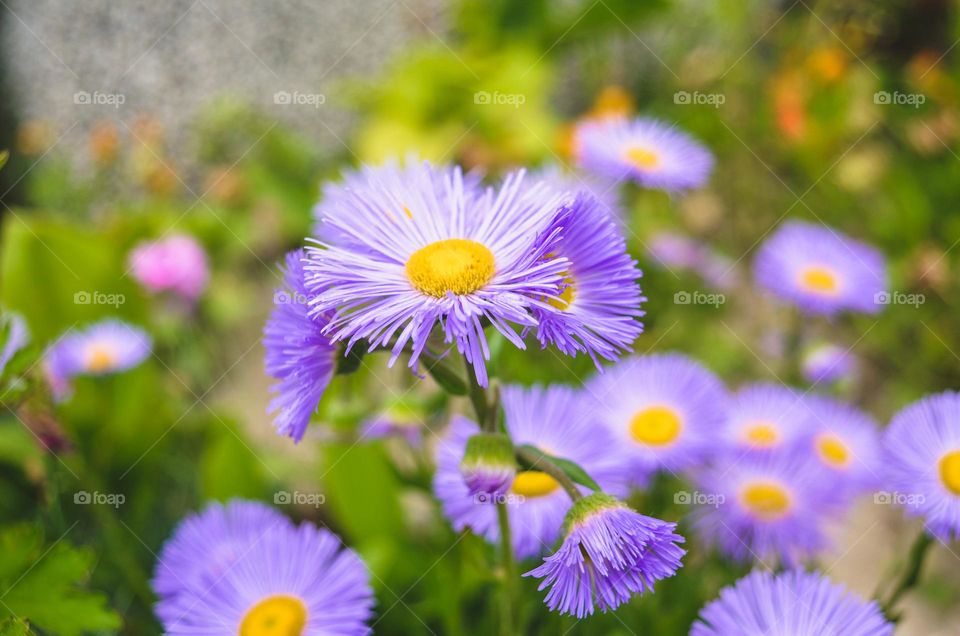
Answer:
[496, 502, 516, 636]
[461, 356, 515, 635]
[878, 531, 934, 621]
[515, 445, 583, 502]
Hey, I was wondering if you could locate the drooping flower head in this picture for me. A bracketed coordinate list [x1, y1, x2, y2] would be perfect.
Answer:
[573, 117, 713, 191]
[803, 395, 882, 501]
[802, 343, 855, 385]
[754, 220, 887, 315]
[524, 492, 684, 618]
[587, 353, 729, 484]
[883, 391, 960, 540]
[433, 384, 627, 559]
[531, 192, 644, 364]
[724, 384, 809, 455]
[44, 320, 151, 388]
[459, 433, 516, 497]
[691, 569, 893, 636]
[263, 250, 337, 442]
[693, 451, 833, 566]
[154, 500, 374, 635]
[129, 234, 209, 301]
[306, 160, 571, 387]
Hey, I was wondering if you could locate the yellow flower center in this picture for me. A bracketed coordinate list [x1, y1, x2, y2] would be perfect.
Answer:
[816, 433, 850, 468]
[239, 595, 307, 636]
[625, 146, 661, 170]
[85, 346, 117, 373]
[740, 481, 791, 520]
[548, 275, 576, 310]
[406, 239, 495, 298]
[743, 422, 779, 448]
[799, 266, 839, 295]
[939, 450, 960, 496]
[510, 470, 559, 498]
[630, 406, 683, 446]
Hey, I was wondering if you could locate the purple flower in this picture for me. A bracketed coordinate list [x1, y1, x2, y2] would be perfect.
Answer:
[724, 384, 809, 454]
[433, 384, 628, 559]
[883, 391, 960, 540]
[692, 569, 893, 636]
[305, 160, 571, 387]
[574, 117, 713, 191]
[586, 353, 729, 484]
[754, 220, 887, 316]
[803, 395, 882, 501]
[129, 234, 209, 301]
[802, 343, 855, 385]
[693, 451, 833, 566]
[359, 406, 424, 446]
[43, 320, 151, 400]
[532, 193, 644, 364]
[152, 500, 290, 599]
[524, 493, 684, 618]
[264, 250, 337, 442]
[154, 500, 374, 635]
[459, 433, 516, 497]
[646, 232, 739, 290]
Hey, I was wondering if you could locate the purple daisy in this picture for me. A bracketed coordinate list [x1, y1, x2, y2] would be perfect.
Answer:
[754, 220, 888, 316]
[264, 249, 338, 443]
[883, 391, 960, 540]
[524, 492, 684, 618]
[724, 383, 809, 455]
[152, 500, 291, 600]
[433, 384, 628, 559]
[43, 320, 151, 391]
[802, 343, 855, 385]
[573, 117, 713, 191]
[305, 160, 570, 387]
[692, 569, 893, 636]
[532, 192, 644, 364]
[693, 450, 832, 566]
[154, 500, 374, 635]
[803, 395, 882, 501]
[585, 353, 729, 483]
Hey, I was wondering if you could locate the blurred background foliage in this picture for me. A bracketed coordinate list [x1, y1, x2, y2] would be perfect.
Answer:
[1, 0, 959, 633]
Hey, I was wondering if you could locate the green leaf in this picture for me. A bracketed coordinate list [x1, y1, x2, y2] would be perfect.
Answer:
[0, 617, 32, 636]
[0, 151, 8, 173]
[517, 444, 601, 492]
[0, 525, 120, 636]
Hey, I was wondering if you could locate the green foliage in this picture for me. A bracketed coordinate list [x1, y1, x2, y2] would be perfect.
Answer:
[0, 525, 120, 635]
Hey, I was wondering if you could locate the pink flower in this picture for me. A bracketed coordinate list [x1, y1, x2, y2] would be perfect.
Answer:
[129, 235, 209, 301]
